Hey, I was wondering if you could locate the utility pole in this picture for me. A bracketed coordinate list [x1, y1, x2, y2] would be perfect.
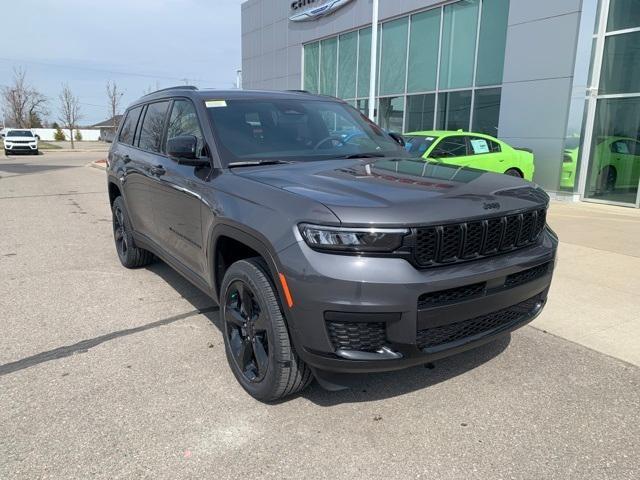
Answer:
[367, 0, 379, 121]
[236, 69, 243, 89]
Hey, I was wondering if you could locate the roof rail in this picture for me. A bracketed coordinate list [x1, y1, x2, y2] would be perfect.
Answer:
[142, 85, 198, 97]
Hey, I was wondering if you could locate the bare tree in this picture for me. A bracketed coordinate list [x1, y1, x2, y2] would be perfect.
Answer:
[1, 67, 48, 128]
[58, 84, 82, 149]
[106, 81, 124, 133]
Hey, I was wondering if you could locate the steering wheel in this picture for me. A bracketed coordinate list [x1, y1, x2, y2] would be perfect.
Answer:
[313, 136, 346, 150]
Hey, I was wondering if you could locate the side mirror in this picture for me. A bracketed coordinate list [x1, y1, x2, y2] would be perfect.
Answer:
[167, 135, 209, 166]
[388, 131, 405, 147]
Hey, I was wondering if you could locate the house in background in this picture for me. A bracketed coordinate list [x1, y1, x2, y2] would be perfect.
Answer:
[91, 115, 123, 142]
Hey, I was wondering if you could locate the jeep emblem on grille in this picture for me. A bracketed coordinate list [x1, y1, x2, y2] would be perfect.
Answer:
[483, 202, 500, 210]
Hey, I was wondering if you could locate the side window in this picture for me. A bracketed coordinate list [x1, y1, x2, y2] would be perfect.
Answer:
[467, 136, 501, 155]
[138, 101, 170, 153]
[165, 99, 205, 157]
[488, 139, 501, 153]
[430, 136, 467, 158]
[118, 106, 142, 145]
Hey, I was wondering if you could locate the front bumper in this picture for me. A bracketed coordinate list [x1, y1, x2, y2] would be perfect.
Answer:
[4, 143, 38, 151]
[277, 229, 557, 375]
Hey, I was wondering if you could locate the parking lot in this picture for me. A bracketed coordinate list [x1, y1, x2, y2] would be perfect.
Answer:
[1, 151, 638, 479]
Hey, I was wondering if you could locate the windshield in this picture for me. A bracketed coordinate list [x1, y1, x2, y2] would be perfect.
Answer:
[7, 130, 34, 137]
[206, 98, 406, 165]
[404, 136, 438, 157]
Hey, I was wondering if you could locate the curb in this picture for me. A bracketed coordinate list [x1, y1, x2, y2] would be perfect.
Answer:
[89, 159, 107, 171]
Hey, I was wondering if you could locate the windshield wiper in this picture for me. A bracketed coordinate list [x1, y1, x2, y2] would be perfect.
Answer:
[228, 160, 293, 168]
[339, 152, 386, 159]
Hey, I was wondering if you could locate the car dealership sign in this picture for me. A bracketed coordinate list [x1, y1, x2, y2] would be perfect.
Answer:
[289, 0, 355, 22]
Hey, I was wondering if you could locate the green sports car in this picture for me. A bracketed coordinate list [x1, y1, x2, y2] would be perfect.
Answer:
[561, 136, 640, 192]
[403, 130, 535, 181]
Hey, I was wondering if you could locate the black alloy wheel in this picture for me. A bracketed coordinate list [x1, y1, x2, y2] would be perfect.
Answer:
[111, 196, 154, 268]
[113, 203, 128, 260]
[225, 280, 270, 382]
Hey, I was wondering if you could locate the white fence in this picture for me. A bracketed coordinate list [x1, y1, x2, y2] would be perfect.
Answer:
[32, 128, 102, 142]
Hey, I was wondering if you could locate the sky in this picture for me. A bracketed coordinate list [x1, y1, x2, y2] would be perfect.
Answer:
[0, 0, 244, 125]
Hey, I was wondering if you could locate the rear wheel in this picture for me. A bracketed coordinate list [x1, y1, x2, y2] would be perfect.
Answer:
[221, 258, 313, 401]
[111, 196, 155, 268]
[504, 168, 523, 178]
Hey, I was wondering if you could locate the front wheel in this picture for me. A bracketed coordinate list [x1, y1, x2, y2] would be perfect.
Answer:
[33, 149, 39, 155]
[221, 258, 313, 401]
[504, 168, 523, 178]
[4, 149, 9, 156]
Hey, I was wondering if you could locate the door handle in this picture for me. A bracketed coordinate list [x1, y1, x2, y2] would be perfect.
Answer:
[149, 164, 166, 176]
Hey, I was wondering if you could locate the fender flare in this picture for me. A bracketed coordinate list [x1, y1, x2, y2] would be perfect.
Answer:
[207, 221, 289, 306]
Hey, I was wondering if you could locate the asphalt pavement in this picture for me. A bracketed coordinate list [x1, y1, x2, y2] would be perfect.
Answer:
[0, 151, 638, 479]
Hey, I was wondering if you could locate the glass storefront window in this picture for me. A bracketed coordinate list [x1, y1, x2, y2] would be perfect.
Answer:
[437, 90, 472, 131]
[599, 31, 640, 95]
[476, 0, 509, 87]
[584, 97, 640, 204]
[439, 0, 479, 90]
[355, 99, 370, 117]
[379, 18, 409, 96]
[303, 42, 319, 94]
[319, 37, 338, 96]
[406, 94, 435, 132]
[606, 0, 640, 32]
[471, 88, 501, 135]
[303, 0, 506, 139]
[378, 97, 404, 132]
[407, 9, 440, 93]
[338, 31, 357, 99]
[357, 27, 372, 98]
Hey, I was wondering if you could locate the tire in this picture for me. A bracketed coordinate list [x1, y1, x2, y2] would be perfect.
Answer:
[111, 196, 155, 268]
[504, 168, 523, 178]
[4, 149, 9, 156]
[221, 258, 313, 401]
[599, 166, 616, 193]
[33, 149, 39, 155]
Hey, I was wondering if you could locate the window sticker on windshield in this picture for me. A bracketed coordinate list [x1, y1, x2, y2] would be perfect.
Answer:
[205, 100, 227, 108]
[470, 139, 489, 154]
[426, 137, 434, 141]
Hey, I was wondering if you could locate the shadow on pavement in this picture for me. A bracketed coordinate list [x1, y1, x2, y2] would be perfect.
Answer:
[302, 335, 510, 406]
[0, 162, 76, 175]
[146, 260, 512, 405]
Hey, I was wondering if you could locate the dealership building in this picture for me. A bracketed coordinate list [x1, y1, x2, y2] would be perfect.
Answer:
[241, 0, 640, 207]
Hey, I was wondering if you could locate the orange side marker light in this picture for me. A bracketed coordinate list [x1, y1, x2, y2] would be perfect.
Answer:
[278, 273, 294, 308]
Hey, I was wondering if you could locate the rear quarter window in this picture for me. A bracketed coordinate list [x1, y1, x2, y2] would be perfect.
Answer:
[118, 106, 143, 145]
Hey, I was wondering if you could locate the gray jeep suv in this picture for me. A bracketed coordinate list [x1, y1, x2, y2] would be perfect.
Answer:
[107, 87, 557, 401]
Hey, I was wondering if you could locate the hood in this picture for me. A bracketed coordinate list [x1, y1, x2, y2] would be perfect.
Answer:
[235, 158, 549, 226]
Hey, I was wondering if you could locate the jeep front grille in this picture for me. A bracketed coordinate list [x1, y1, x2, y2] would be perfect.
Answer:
[411, 208, 546, 267]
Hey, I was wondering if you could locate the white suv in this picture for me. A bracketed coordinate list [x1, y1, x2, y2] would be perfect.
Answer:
[3, 129, 39, 155]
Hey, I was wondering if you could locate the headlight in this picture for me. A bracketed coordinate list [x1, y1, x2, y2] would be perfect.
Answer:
[299, 224, 409, 252]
